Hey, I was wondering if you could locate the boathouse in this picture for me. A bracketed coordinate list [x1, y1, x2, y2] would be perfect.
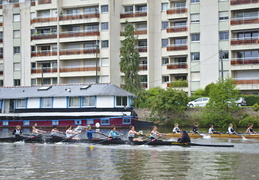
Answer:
[0, 83, 137, 127]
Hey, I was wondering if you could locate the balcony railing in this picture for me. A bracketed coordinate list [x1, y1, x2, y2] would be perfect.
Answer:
[167, 26, 188, 33]
[141, 82, 148, 88]
[120, 10, 147, 18]
[59, 48, 99, 55]
[0, 70, 3, 75]
[231, 37, 259, 45]
[139, 64, 148, 71]
[60, 65, 100, 73]
[31, 1, 35, 6]
[121, 28, 147, 36]
[0, 53, 3, 59]
[167, 44, 188, 51]
[13, 3, 20, 7]
[31, 67, 57, 74]
[233, 78, 259, 84]
[59, 12, 100, 21]
[0, 38, 2, 43]
[31, 17, 57, 24]
[60, 30, 100, 38]
[231, 0, 259, 5]
[137, 46, 147, 52]
[166, 7, 187, 15]
[31, 50, 57, 57]
[167, 80, 188, 88]
[167, 62, 188, 69]
[231, 16, 259, 25]
[38, 0, 52, 5]
[0, 22, 3, 26]
[31, 33, 57, 40]
[231, 58, 259, 65]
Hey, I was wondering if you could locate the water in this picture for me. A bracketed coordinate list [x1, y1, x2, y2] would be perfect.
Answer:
[0, 128, 259, 179]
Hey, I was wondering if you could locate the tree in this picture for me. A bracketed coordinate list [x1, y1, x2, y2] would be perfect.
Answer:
[120, 21, 141, 95]
[201, 77, 240, 128]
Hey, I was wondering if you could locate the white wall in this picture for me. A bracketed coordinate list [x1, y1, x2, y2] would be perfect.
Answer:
[96, 96, 114, 108]
[53, 97, 67, 108]
[27, 98, 40, 108]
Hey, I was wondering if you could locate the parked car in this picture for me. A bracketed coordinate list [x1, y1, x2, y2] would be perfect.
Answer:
[188, 97, 210, 107]
[234, 97, 247, 106]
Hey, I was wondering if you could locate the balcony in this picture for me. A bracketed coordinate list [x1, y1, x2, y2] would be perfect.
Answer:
[31, 50, 57, 57]
[13, 3, 20, 8]
[0, 38, 2, 43]
[59, 12, 100, 21]
[0, 22, 3, 26]
[167, 44, 188, 51]
[167, 26, 187, 33]
[31, 17, 57, 24]
[231, 37, 259, 45]
[0, 53, 3, 59]
[120, 10, 147, 18]
[137, 46, 147, 52]
[231, 58, 259, 65]
[233, 78, 259, 84]
[59, 47, 99, 56]
[139, 64, 147, 71]
[31, 33, 57, 40]
[31, 1, 35, 6]
[141, 82, 148, 88]
[0, 70, 3, 75]
[31, 67, 57, 74]
[231, 0, 259, 5]
[38, 0, 52, 5]
[231, 17, 259, 25]
[166, 7, 187, 15]
[60, 30, 100, 38]
[60, 65, 100, 73]
[167, 80, 188, 88]
[167, 62, 188, 69]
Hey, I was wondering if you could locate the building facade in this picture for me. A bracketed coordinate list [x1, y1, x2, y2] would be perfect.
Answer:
[0, 0, 258, 95]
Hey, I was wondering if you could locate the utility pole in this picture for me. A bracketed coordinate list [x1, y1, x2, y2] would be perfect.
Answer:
[220, 49, 224, 81]
[95, 40, 99, 84]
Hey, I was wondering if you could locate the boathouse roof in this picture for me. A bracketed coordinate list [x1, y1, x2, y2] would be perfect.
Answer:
[0, 83, 136, 99]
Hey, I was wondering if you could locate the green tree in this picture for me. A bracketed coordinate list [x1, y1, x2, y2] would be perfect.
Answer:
[204, 83, 216, 96]
[120, 21, 141, 94]
[201, 77, 240, 128]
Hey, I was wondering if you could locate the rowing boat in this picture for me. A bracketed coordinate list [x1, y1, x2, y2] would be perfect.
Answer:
[161, 133, 259, 139]
[0, 136, 234, 147]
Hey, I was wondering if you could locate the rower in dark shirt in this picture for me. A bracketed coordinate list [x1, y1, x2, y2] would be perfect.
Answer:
[177, 131, 191, 143]
[12, 125, 23, 139]
[193, 123, 199, 134]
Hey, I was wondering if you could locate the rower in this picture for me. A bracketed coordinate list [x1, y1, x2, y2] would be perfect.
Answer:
[51, 126, 63, 137]
[32, 126, 46, 137]
[208, 124, 219, 134]
[150, 126, 165, 140]
[228, 123, 236, 134]
[246, 123, 257, 134]
[172, 123, 182, 133]
[86, 125, 96, 139]
[128, 126, 143, 142]
[193, 123, 199, 134]
[66, 125, 80, 140]
[108, 126, 123, 140]
[12, 125, 23, 139]
[177, 131, 191, 143]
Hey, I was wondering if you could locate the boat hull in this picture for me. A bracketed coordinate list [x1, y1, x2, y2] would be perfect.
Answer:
[163, 133, 259, 139]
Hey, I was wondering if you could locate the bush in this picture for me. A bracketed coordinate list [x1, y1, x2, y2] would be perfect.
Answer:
[252, 103, 259, 111]
[244, 95, 259, 106]
[170, 79, 188, 87]
[239, 114, 259, 127]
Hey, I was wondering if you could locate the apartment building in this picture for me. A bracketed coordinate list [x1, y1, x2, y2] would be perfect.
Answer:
[0, 0, 258, 95]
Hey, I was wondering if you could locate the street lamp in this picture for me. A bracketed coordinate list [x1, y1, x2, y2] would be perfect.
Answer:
[95, 41, 99, 84]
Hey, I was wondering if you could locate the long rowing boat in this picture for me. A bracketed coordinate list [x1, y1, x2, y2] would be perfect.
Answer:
[0, 136, 234, 147]
[162, 133, 259, 139]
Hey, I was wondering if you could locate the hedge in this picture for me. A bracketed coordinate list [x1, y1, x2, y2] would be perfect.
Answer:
[244, 95, 259, 106]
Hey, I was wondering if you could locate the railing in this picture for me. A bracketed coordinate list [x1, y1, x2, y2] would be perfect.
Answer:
[31, 67, 57, 74]
[0, 22, 2, 26]
[139, 64, 148, 71]
[167, 26, 187, 33]
[60, 30, 100, 38]
[231, 16, 259, 25]
[31, 17, 57, 24]
[59, 48, 99, 55]
[0, 38, 2, 43]
[31, 33, 57, 40]
[135, 28, 147, 35]
[60, 65, 100, 73]
[167, 62, 188, 69]
[231, 37, 259, 45]
[0, 70, 3, 75]
[0, 53, 3, 59]
[167, 44, 188, 51]
[59, 12, 100, 21]
[31, 1, 35, 6]
[31, 50, 57, 57]
[141, 82, 148, 88]
[166, 7, 187, 15]
[233, 78, 259, 84]
[13, 3, 20, 7]
[120, 10, 147, 18]
[231, 58, 259, 65]
[231, 0, 259, 5]
[38, 0, 52, 5]
[137, 46, 147, 52]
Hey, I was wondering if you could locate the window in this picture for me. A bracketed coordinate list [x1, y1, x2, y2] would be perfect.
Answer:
[0, 32, 2, 38]
[0, 16, 2, 22]
[82, 96, 95, 107]
[116, 96, 127, 106]
[68, 97, 80, 108]
[67, 9, 80, 15]
[191, 52, 200, 61]
[101, 22, 109, 30]
[0, 48, 3, 54]
[14, 46, 20, 54]
[122, 118, 131, 124]
[84, 7, 98, 13]
[237, 31, 258, 40]
[16, 99, 26, 109]
[14, 79, 20, 86]
[236, 10, 257, 19]
[2, 121, 9, 126]
[219, 11, 229, 21]
[162, 57, 169, 65]
[101, 58, 109, 67]
[41, 97, 52, 108]
[30, 12, 36, 19]
[87, 119, 94, 125]
[52, 120, 59, 126]
[175, 21, 186, 27]
[191, 34, 200, 42]
[13, 30, 20, 38]
[219, 32, 229, 40]
[174, 38, 187, 45]
[221, 51, 229, 60]
[175, 2, 186, 8]
[43, 78, 51, 85]
[135, 5, 147, 12]
[13, 14, 20, 22]
[101, 5, 108, 13]
[85, 24, 99, 31]
[124, 6, 133, 13]
[23, 121, 30, 126]
[101, 40, 109, 48]
[237, 50, 259, 59]
[0, 80, 3, 86]
[100, 118, 110, 125]
[162, 21, 168, 30]
[31, 79, 36, 85]
[136, 23, 147, 30]
[161, 3, 168, 12]
[191, 0, 200, 3]
[14, 63, 20, 71]
[162, 39, 169, 47]
[74, 120, 82, 125]
[191, 14, 200, 23]
[162, 76, 170, 83]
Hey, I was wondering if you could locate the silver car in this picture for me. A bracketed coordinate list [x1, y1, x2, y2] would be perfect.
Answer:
[188, 97, 210, 107]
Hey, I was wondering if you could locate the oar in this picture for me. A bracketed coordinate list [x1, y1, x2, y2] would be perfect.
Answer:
[233, 132, 247, 140]
[96, 132, 109, 138]
[89, 138, 112, 149]
[197, 132, 211, 139]
[55, 134, 78, 144]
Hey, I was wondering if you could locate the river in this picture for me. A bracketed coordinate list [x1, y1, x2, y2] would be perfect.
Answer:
[0, 128, 259, 180]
